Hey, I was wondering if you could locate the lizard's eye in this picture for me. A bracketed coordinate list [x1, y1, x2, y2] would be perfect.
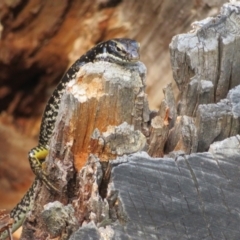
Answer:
[116, 46, 126, 55]
[116, 46, 122, 52]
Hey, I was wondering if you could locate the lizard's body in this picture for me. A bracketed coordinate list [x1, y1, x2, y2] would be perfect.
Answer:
[0, 38, 140, 239]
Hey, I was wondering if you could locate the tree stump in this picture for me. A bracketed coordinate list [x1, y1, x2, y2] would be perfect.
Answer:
[167, 1, 240, 153]
[21, 60, 148, 239]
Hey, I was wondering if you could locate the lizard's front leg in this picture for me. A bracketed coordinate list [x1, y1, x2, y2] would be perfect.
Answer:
[28, 145, 59, 192]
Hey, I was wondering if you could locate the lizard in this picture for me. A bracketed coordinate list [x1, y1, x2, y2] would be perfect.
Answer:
[0, 38, 140, 239]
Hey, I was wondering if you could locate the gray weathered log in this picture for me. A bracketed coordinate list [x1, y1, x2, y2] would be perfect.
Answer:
[196, 84, 240, 152]
[165, 83, 240, 154]
[167, 2, 240, 154]
[170, 2, 240, 116]
[70, 135, 240, 240]
[165, 115, 198, 154]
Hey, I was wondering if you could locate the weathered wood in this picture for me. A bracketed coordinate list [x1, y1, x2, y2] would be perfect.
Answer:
[0, 210, 13, 240]
[147, 83, 178, 157]
[196, 85, 240, 152]
[32, 2, 240, 239]
[20, 60, 148, 239]
[0, 0, 229, 219]
[165, 83, 240, 154]
[170, 2, 240, 116]
[148, 99, 169, 158]
[168, 2, 240, 153]
[70, 135, 240, 240]
[165, 115, 198, 154]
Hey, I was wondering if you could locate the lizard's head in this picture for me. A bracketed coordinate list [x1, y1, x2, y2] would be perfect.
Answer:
[93, 38, 140, 64]
[107, 38, 140, 63]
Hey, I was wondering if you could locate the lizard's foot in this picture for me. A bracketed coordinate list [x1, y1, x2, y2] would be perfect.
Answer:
[28, 146, 60, 193]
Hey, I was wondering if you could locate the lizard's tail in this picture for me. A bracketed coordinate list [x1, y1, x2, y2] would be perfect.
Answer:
[0, 180, 38, 239]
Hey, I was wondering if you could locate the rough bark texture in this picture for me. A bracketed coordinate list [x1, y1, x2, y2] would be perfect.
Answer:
[74, 135, 239, 240]
[68, 2, 240, 239]
[0, 0, 228, 222]
[21, 60, 148, 239]
[166, 2, 240, 154]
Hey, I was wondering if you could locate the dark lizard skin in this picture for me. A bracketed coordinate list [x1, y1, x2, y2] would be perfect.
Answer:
[0, 38, 140, 239]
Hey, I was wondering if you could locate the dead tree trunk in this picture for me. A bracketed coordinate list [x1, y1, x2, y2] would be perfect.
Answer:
[21, 60, 149, 239]
[166, 1, 240, 154]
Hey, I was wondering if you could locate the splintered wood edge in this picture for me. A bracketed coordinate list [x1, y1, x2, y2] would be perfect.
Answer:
[51, 61, 148, 170]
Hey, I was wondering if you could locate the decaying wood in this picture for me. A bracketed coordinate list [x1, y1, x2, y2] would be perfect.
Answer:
[148, 98, 169, 158]
[167, 2, 240, 154]
[196, 85, 240, 152]
[88, 135, 240, 239]
[170, 2, 240, 112]
[148, 83, 180, 157]
[21, 60, 149, 239]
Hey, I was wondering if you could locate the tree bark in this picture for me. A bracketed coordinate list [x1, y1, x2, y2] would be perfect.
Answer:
[70, 3, 240, 238]
[167, 1, 240, 153]
[21, 60, 148, 239]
